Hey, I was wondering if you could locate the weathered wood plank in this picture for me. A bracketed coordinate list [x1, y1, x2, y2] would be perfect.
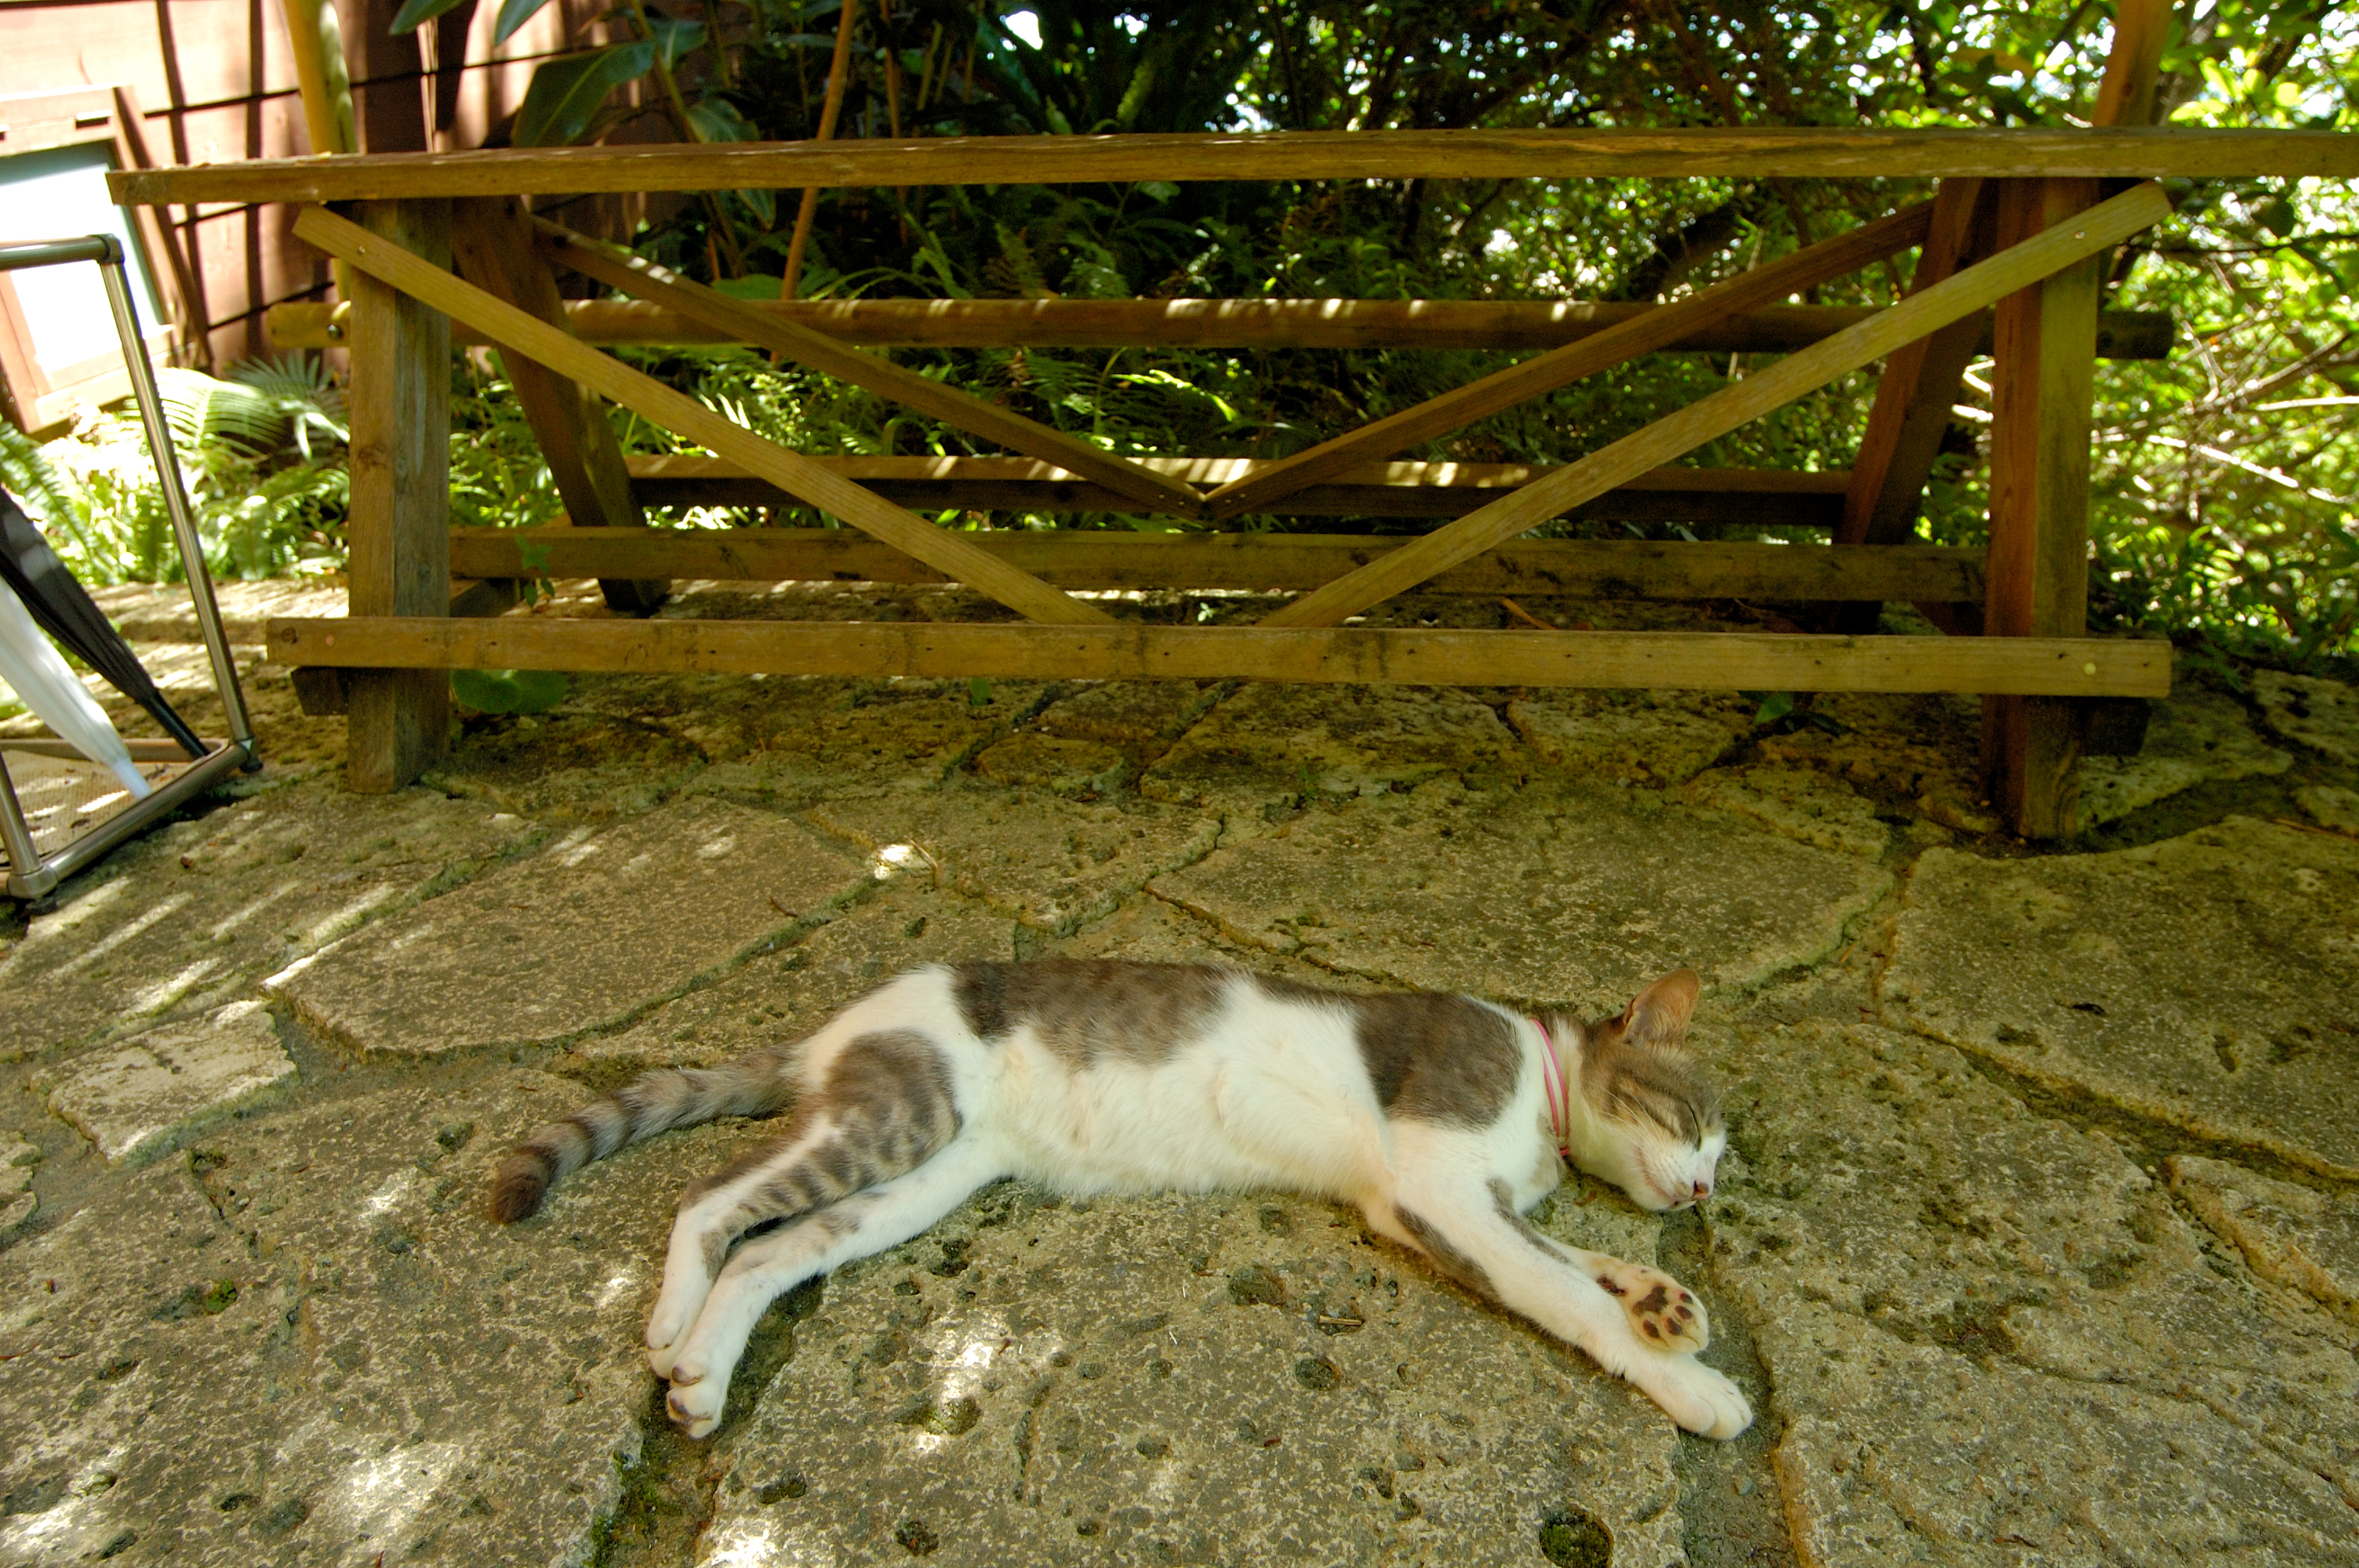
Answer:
[267, 296, 2175, 356]
[269, 616, 2169, 696]
[294, 204, 1113, 627]
[540, 223, 1206, 518]
[622, 453, 1851, 524]
[448, 194, 666, 614]
[447, 528, 1986, 601]
[113, 128, 2359, 205]
[1256, 180, 2170, 630]
[341, 199, 451, 793]
[1206, 204, 1934, 519]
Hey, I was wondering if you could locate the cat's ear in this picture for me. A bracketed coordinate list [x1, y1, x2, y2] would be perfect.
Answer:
[1621, 969, 1700, 1047]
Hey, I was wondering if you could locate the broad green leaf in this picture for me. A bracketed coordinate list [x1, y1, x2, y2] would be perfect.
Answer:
[490, 0, 554, 45]
[646, 15, 707, 67]
[452, 669, 569, 714]
[687, 96, 757, 141]
[711, 274, 787, 299]
[513, 44, 656, 148]
[390, 0, 471, 34]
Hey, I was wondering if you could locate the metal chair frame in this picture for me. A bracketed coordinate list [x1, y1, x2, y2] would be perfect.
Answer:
[0, 234, 256, 902]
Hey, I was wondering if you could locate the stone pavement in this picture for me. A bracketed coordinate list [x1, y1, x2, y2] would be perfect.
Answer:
[2, 580, 2356, 1568]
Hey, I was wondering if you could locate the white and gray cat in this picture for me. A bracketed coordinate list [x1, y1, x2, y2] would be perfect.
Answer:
[493, 960, 1749, 1440]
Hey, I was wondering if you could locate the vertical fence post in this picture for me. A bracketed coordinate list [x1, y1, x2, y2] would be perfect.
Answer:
[343, 198, 453, 793]
[1981, 176, 2103, 837]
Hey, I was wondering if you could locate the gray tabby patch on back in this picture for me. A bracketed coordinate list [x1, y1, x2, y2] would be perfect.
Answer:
[953, 959, 1230, 1065]
[1246, 975, 1520, 1126]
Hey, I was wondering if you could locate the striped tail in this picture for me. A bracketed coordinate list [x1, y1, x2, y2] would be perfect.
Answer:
[490, 1045, 801, 1222]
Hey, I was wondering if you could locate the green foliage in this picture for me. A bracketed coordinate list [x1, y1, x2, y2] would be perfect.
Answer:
[323, 2, 2348, 668]
[5, 356, 350, 583]
[451, 668, 569, 713]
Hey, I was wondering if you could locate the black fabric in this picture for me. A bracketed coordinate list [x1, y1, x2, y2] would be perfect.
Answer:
[0, 488, 205, 758]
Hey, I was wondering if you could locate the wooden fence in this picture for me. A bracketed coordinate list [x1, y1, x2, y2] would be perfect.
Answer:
[111, 125, 2359, 834]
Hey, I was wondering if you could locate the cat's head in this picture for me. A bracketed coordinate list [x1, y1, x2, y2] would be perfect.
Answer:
[1547, 970, 1726, 1212]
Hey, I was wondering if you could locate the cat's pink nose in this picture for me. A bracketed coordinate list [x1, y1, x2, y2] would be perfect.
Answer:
[1692, 1181, 1712, 1203]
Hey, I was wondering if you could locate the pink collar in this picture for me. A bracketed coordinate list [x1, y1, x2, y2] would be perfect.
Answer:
[1533, 1018, 1573, 1156]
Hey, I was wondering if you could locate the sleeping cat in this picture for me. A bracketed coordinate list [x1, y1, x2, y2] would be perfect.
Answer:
[492, 960, 1750, 1441]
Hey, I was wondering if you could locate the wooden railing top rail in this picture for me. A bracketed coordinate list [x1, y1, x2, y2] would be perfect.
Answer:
[264, 295, 2176, 357]
[111, 127, 2358, 205]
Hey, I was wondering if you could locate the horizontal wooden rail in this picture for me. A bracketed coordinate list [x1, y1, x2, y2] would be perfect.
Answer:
[1262, 180, 2172, 628]
[1209, 203, 1931, 518]
[448, 527, 1985, 601]
[267, 616, 2168, 695]
[539, 222, 1205, 518]
[295, 203, 1111, 627]
[622, 454, 1851, 524]
[262, 296, 2174, 358]
[114, 128, 2359, 204]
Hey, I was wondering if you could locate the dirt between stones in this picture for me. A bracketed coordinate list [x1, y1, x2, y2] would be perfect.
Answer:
[2, 583, 2356, 1568]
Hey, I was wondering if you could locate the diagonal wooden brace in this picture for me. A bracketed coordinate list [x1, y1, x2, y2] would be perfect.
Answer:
[1256, 180, 2171, 630]
[1205, 201, 1936, 520]
[536, 220, 1209, 521]
[294, 204, 1113, 626]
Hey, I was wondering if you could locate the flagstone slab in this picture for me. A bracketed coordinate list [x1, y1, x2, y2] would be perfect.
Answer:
[271, 797, 867, 1058]
[1885, 818, 2359, 1178]
[1753, 691, 1998, 835]
[1677, 764, 1893, 859]
[2077, 684, 2291, 827]
[1140, 684, 1526, 808]
[706, 1185, 1694, 1568]
[1507, 690, 1754, 786]
[672, 676, 1048, 800]
[1696, 1017, 2359, 1568]
[1, 1135, 35, 1233]
[973, 733, 1129, 796]
[47, 1000, 296, 1166]
[556, 884, 1018, 1080]
[2252, 670, 2359, 764]
[2299, 784, 2359, 835]
[1151, 782, 1891, 1011]
[807, 791, 1222, 937]
[2169, 1154, 2359, 1328]
[0, 785, 537, 1064]
[0, 1071, 754, 1568]
[1030, 680, 1225, 749]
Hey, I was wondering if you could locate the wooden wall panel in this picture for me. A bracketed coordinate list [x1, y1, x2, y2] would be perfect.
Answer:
[4, 0, 665, 377]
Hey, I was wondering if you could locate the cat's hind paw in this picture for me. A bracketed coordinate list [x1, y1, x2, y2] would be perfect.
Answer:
[1594, 1261, 1708, 1354]
[665, 1374, 726, 1439]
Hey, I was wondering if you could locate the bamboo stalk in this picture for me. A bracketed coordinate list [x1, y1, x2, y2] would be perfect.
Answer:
[781, 0, 860, 301]
[275, 0, 356, 297]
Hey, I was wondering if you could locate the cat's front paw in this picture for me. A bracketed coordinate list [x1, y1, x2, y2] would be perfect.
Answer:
[1594, 1261, 1708, 1353]
[665, 1373, 726, 1439]
[1628, 1352, 1752, 1440]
